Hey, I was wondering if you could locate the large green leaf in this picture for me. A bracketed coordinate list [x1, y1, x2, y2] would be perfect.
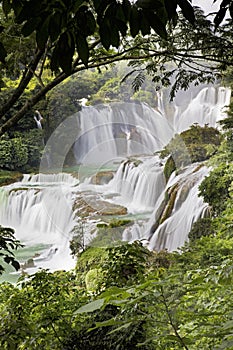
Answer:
[49, 12, 62, 42]
[76, 33, 89, 67]
[36, 15, 51, 49]
[164, 0, 178, 20]
[74, 298, 105, 314]
[144, 11, 167, 39]
[58, 32, 75, 74]
[177, 0, 195, 24]
[99, 18, 111, 50]
[21, 17, 41, 37]
[0, 42, 7, 63]
[129, 6, 141, 37]
[110, 25, 120, 48]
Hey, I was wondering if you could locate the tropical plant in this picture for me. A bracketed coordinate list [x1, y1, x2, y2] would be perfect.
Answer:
[0, 225, 22, 275]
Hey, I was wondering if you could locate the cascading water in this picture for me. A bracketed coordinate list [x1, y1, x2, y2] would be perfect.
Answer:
[173, 86, 231, 133]
[0, 173, 77, 273]
[141, 165, 210, 251]
[105, 156, 166, 212]
[73, 102, 174, 164]
[0, 85, 231, 280]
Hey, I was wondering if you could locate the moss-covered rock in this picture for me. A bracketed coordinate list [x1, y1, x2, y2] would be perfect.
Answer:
[160, 124, 221, 170]
[164, 156, 176, 182]
[0, 170, 23, 186]
[159, 184, 178, 225]
[75, 246, 108, 286]
[91, 219, 133, 247]
[73, 192, 127, 219]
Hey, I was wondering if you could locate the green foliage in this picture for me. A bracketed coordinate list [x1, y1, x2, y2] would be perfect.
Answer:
[199, 162, 233, 215]
[188, 217, 215, 241]
[0, 169, 22, 185]
[0, 0, 195, 75]
[161, 124, 221, 169]
[1, 231, 233, 349]
[0, 131, 43, 171]
[0, 137, 28, 170]
[0, 225, 22, 275]
[101, 241, 151, 288]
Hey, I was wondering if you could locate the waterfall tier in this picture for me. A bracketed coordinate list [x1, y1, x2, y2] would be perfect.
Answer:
[0, 174, 76, 271]
[106, 156, 166, 212]
[74, 102, 174, 164]
[72, 86, 231, 165]
[146, 165, 210, 251]
[173, 86, 231, 133]
[22, 173, 78, 185]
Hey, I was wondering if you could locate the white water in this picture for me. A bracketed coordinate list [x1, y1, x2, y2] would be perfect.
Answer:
[147, 165, 210, 251]
[0, 86, 231, 278]
[73, 87, 231, 165]
[173, 86, 231, 133]
[106, 156, 166, 212]
[0, 174, 76, 272]
[74, 102, 174, 164]
[22, 173, 79, 185]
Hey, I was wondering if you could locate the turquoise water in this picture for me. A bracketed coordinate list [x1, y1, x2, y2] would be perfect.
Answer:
[0, 244, 50, 284]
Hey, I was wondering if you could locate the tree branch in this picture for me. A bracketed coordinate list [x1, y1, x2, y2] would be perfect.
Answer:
[0, 47, 44, 120]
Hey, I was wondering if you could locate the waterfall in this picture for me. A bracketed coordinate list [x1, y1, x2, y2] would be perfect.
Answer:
[0, 174, 76, 271]
[173, 86, 231, 133]
[0, 85, 231, 279]
[21, 173, 79, 185]
[106, 156, 166, 212]
[146, 165, 210, 251]
[73, 102, 174, 164]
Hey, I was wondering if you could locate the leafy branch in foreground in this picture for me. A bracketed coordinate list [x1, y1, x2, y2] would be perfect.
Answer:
[0, 225, 23, 274]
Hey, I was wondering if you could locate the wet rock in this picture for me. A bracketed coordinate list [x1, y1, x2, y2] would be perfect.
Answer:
[91, 171, 114, 185]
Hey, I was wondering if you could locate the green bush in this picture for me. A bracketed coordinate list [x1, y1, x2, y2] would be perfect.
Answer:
[161, 124, 221, 169]
[199, 163, 233, 215]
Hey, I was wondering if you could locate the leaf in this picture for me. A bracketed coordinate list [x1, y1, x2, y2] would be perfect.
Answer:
[144, 11, 167, 39]
[21, 17, 41, 37]
[76, 33, 89, 67]
[2, 0, 12, 16]
[36, 15, 51, 49]
[110, 25, 120, 48]
[164, 0, 178, 20]
[214, 7, 227, 29]
[49, 12, 62, 42]
[99, 19, 111, 50]
[140, 13, 151, 35]
[74, 298, 105, 314]
[177, 0, 195, 25]
[11, 259, 20, 271]
[58, 32, 75, 74]
[230, 2, 233, 19]
[89, 318, 124, 331]
[16, 1, 41, 23]
[122, 0, 131, 20]
[86, 11, 96, 35]
[108, 322, 132, 335]
[129, 6, 141, 37]
[0, 42, 7, 63]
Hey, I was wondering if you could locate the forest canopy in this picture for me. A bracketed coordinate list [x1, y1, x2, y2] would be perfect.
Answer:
[0, 0, 232, 134]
